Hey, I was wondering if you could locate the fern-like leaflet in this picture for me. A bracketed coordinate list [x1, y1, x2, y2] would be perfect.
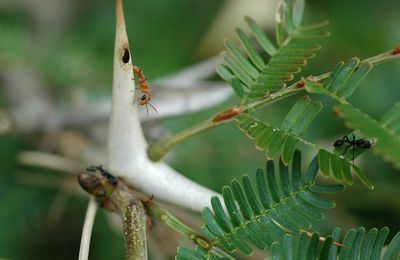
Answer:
[303, 57, 372, 103]
[196, 151, 343, 256]
[237, 96, 321, 164]
[177, 227, 400, 259]
[217, 0, 329, 100]
[235, 97, 373, 188]
[267, 227, 400, 260]
[300, 54, 400, 173]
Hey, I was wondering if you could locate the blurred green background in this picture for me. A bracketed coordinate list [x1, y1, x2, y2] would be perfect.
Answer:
[1, 0, 399, 259]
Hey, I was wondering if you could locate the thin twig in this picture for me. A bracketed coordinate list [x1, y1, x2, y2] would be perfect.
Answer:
[18, 151, 84, 174]
[145, 201, 234, 259]
[78, 197, 98, 260]
[153, 55, 222, 86]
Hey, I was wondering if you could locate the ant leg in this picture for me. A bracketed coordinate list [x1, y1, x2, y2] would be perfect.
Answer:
[342, 144, 350, 156]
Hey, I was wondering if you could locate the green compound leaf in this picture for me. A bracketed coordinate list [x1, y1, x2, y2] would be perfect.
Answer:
[218, 12, 328, 100]
[262, 227, 400, 260]
[235, 108, 373, 188]
[304, 58, 373, 102]
[199, 151, 342, 256]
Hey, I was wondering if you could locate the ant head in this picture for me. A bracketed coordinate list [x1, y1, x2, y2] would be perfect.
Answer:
[139, 93, 151, 105]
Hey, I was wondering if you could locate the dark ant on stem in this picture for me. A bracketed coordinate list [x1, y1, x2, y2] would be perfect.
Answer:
[333, 135, 371, 162]
[86, 165, 118, 186]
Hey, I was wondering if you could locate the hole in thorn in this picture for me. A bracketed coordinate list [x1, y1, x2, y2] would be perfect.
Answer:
[122, 48, 130, 64]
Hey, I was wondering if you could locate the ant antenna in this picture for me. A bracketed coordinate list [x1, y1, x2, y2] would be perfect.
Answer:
[148, 103, 158, 114]
[143, 103, 158, 116]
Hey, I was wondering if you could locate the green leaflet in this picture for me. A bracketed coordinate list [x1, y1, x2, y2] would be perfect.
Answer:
[199, 151, 342, 256]
[256, 227, 400, 260]
[317, 149, 373, 189]
[224, 40, 259, 79]
[304, 58, 373, 101]
[371, 228, 390, 259]
[218, 12, 328, 100]
[380, 102, 400, 137]
[283, 235, 294, 260]
[211, 197, 233, 232]
[334, 103, 400, 169]
[303, 77, 331, 95]
[338, 228, 357, 259]
[292, 0, 305, 28]
[360, 228, 378, 259]
[222, 52, 254, 87]
[326, 57, 360, 92]
[236, 96, 321, 164]
[216, 66, 248, 99]
[306, 232, 320, 259]
[281, 96, 314, 131]
[383, 232, 400, 260]
[242, 175, 264, 215]
[176, 246, 206, 260]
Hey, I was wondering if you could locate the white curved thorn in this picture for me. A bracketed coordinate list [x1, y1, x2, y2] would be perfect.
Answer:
[108, 0, 220, 212]
[118, 159, 221, 212]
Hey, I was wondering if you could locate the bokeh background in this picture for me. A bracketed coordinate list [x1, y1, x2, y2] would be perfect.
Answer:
[1, 0, 399, 259]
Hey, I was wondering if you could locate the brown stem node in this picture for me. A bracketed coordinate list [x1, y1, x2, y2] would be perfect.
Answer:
[212, 107, 240, 122]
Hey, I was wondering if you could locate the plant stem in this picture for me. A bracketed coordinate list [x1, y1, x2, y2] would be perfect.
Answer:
[78, 168, 149, 259]
[147, 205, 234, 259]
[122, 200, 147, 260]
[147, 47, 400, 161]
[148, 206, 201, 239]
[147, 116, 223, 161]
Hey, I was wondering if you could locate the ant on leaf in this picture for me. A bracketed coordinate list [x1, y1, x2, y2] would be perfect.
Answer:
[333, 134, 371, 162]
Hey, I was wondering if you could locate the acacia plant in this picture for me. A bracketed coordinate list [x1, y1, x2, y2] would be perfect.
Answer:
[74, 0, 400, 259]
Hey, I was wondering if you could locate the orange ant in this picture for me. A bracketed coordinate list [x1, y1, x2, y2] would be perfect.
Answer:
[132, 65, 158, 114]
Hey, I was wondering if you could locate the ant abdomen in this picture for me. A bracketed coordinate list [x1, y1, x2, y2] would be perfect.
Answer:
[357, 140, 371, 148]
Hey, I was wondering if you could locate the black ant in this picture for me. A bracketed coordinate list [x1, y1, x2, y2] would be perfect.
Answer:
[333, 135, 371, 162]
[86, 165, 118, 186]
